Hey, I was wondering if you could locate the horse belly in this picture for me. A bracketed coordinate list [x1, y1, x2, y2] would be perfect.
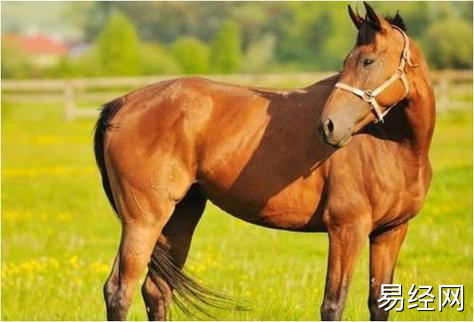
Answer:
[199, 170, 327, 232]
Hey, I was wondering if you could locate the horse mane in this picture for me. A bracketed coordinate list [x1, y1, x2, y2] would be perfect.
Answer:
[385, 11, 406, 31]
[357, 11, 407, 46]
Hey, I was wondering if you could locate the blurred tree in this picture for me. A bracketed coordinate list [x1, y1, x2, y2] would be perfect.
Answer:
[61, 47, 105, 77]
[139, 43, 182, 75]
[456, 1, 473, 22]
[96, 10, 141, 76]
[273, 2, 350, 70]
[375, 2, 432, 40]
[273, 2, 321, 67]
[241, 34, 276, 73]
[1, 39, 36, 78]
[62, 2, 113, 42]
[43, 56, 76, 78]
[114, 2, 234, 43]
[424, 17, 472, 69]
[7, 1, 471, 78]
[172, 37, 210, 74]
[229, 2, 271, 49]
[210, 20, 242, 73]
[318, 3, 356, 71]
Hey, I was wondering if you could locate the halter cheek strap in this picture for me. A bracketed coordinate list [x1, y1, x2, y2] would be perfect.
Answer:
[334, 25, 416, 123]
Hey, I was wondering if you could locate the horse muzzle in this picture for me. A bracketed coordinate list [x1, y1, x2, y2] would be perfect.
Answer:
[318, 117, 353, 148]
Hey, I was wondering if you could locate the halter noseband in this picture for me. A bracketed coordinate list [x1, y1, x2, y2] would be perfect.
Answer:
[334, 25, 416, 123]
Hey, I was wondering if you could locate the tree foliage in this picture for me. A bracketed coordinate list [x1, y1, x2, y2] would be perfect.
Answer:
[96, 10, 141, 76]
[210, 20, 242, 73]
[2, 2, 472, 78]
[241, 34, 276, 73]
[424, 18, 472, 69]
[172, 37, 210, 74]
[139, 43, 182, 75]
[1, 39, 36, 78]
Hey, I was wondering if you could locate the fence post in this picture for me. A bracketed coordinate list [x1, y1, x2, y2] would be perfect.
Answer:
[64, 82, 75, 121]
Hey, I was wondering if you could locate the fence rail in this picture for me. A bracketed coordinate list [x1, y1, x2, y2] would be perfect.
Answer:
[2, 70, 471, 120]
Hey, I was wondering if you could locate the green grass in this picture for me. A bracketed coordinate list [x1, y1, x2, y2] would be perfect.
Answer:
[2, 96, 472, 320]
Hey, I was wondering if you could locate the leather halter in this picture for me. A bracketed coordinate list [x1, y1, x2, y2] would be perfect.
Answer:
[334, 25, 416, 123]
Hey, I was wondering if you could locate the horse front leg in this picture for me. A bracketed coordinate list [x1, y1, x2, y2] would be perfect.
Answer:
[321, 221, 370, 321]
[368, 223, 408, 321]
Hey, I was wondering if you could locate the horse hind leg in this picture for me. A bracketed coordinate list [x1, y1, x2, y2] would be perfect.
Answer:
[103, 253, 120, 310]
[104, 178, 180, 321]
[142, 184, 242, 320]
[141, 184, 206, 320]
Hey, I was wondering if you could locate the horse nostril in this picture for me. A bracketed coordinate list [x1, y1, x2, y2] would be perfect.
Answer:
[325, 119, 334, 134]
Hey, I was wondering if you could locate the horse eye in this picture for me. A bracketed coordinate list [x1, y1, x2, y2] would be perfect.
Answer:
[363, 58, 375, 66]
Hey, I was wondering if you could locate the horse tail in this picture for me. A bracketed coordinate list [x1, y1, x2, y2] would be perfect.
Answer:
[149, 244, 247, 319]
[93, 97, 125, 217]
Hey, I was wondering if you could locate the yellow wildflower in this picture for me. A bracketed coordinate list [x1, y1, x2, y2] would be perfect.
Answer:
[49, 258, 60, 269]
[69, 255, 79, 269]
[57, 213, 72, 222]
[89, 260, 109, 273]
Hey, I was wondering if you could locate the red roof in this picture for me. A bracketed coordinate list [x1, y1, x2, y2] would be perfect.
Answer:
[5, 34, 68, 55]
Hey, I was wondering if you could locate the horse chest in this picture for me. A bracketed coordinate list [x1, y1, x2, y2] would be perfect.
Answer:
[365, 158, 430, 228]
[324, 144, 430, 229]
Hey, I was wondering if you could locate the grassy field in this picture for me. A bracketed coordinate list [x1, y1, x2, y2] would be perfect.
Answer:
[2, 91, 472, 320]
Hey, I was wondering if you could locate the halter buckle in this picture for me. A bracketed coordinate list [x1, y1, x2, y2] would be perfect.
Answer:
[396, 67, 404, 78]
[362, 90, 374, 102]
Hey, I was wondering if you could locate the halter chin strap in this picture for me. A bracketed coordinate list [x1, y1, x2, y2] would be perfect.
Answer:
[334, 25, 416, 123]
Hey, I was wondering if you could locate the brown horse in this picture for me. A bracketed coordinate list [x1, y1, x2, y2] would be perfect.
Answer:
[94, 3, 435, 321]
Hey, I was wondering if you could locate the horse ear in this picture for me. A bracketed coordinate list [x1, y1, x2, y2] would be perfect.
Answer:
[348, 5, 363, 30]
[363, 1, 381, 31]
[391, 11, 407, 31]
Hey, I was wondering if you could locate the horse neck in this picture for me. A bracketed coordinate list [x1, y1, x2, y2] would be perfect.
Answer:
[402, 42, 436, 159]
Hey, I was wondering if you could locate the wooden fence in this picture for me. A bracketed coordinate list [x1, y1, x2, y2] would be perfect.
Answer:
[2, 70, 471, 120]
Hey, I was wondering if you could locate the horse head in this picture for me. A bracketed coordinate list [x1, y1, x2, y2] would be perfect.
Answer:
[319, 2, 417, 148]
